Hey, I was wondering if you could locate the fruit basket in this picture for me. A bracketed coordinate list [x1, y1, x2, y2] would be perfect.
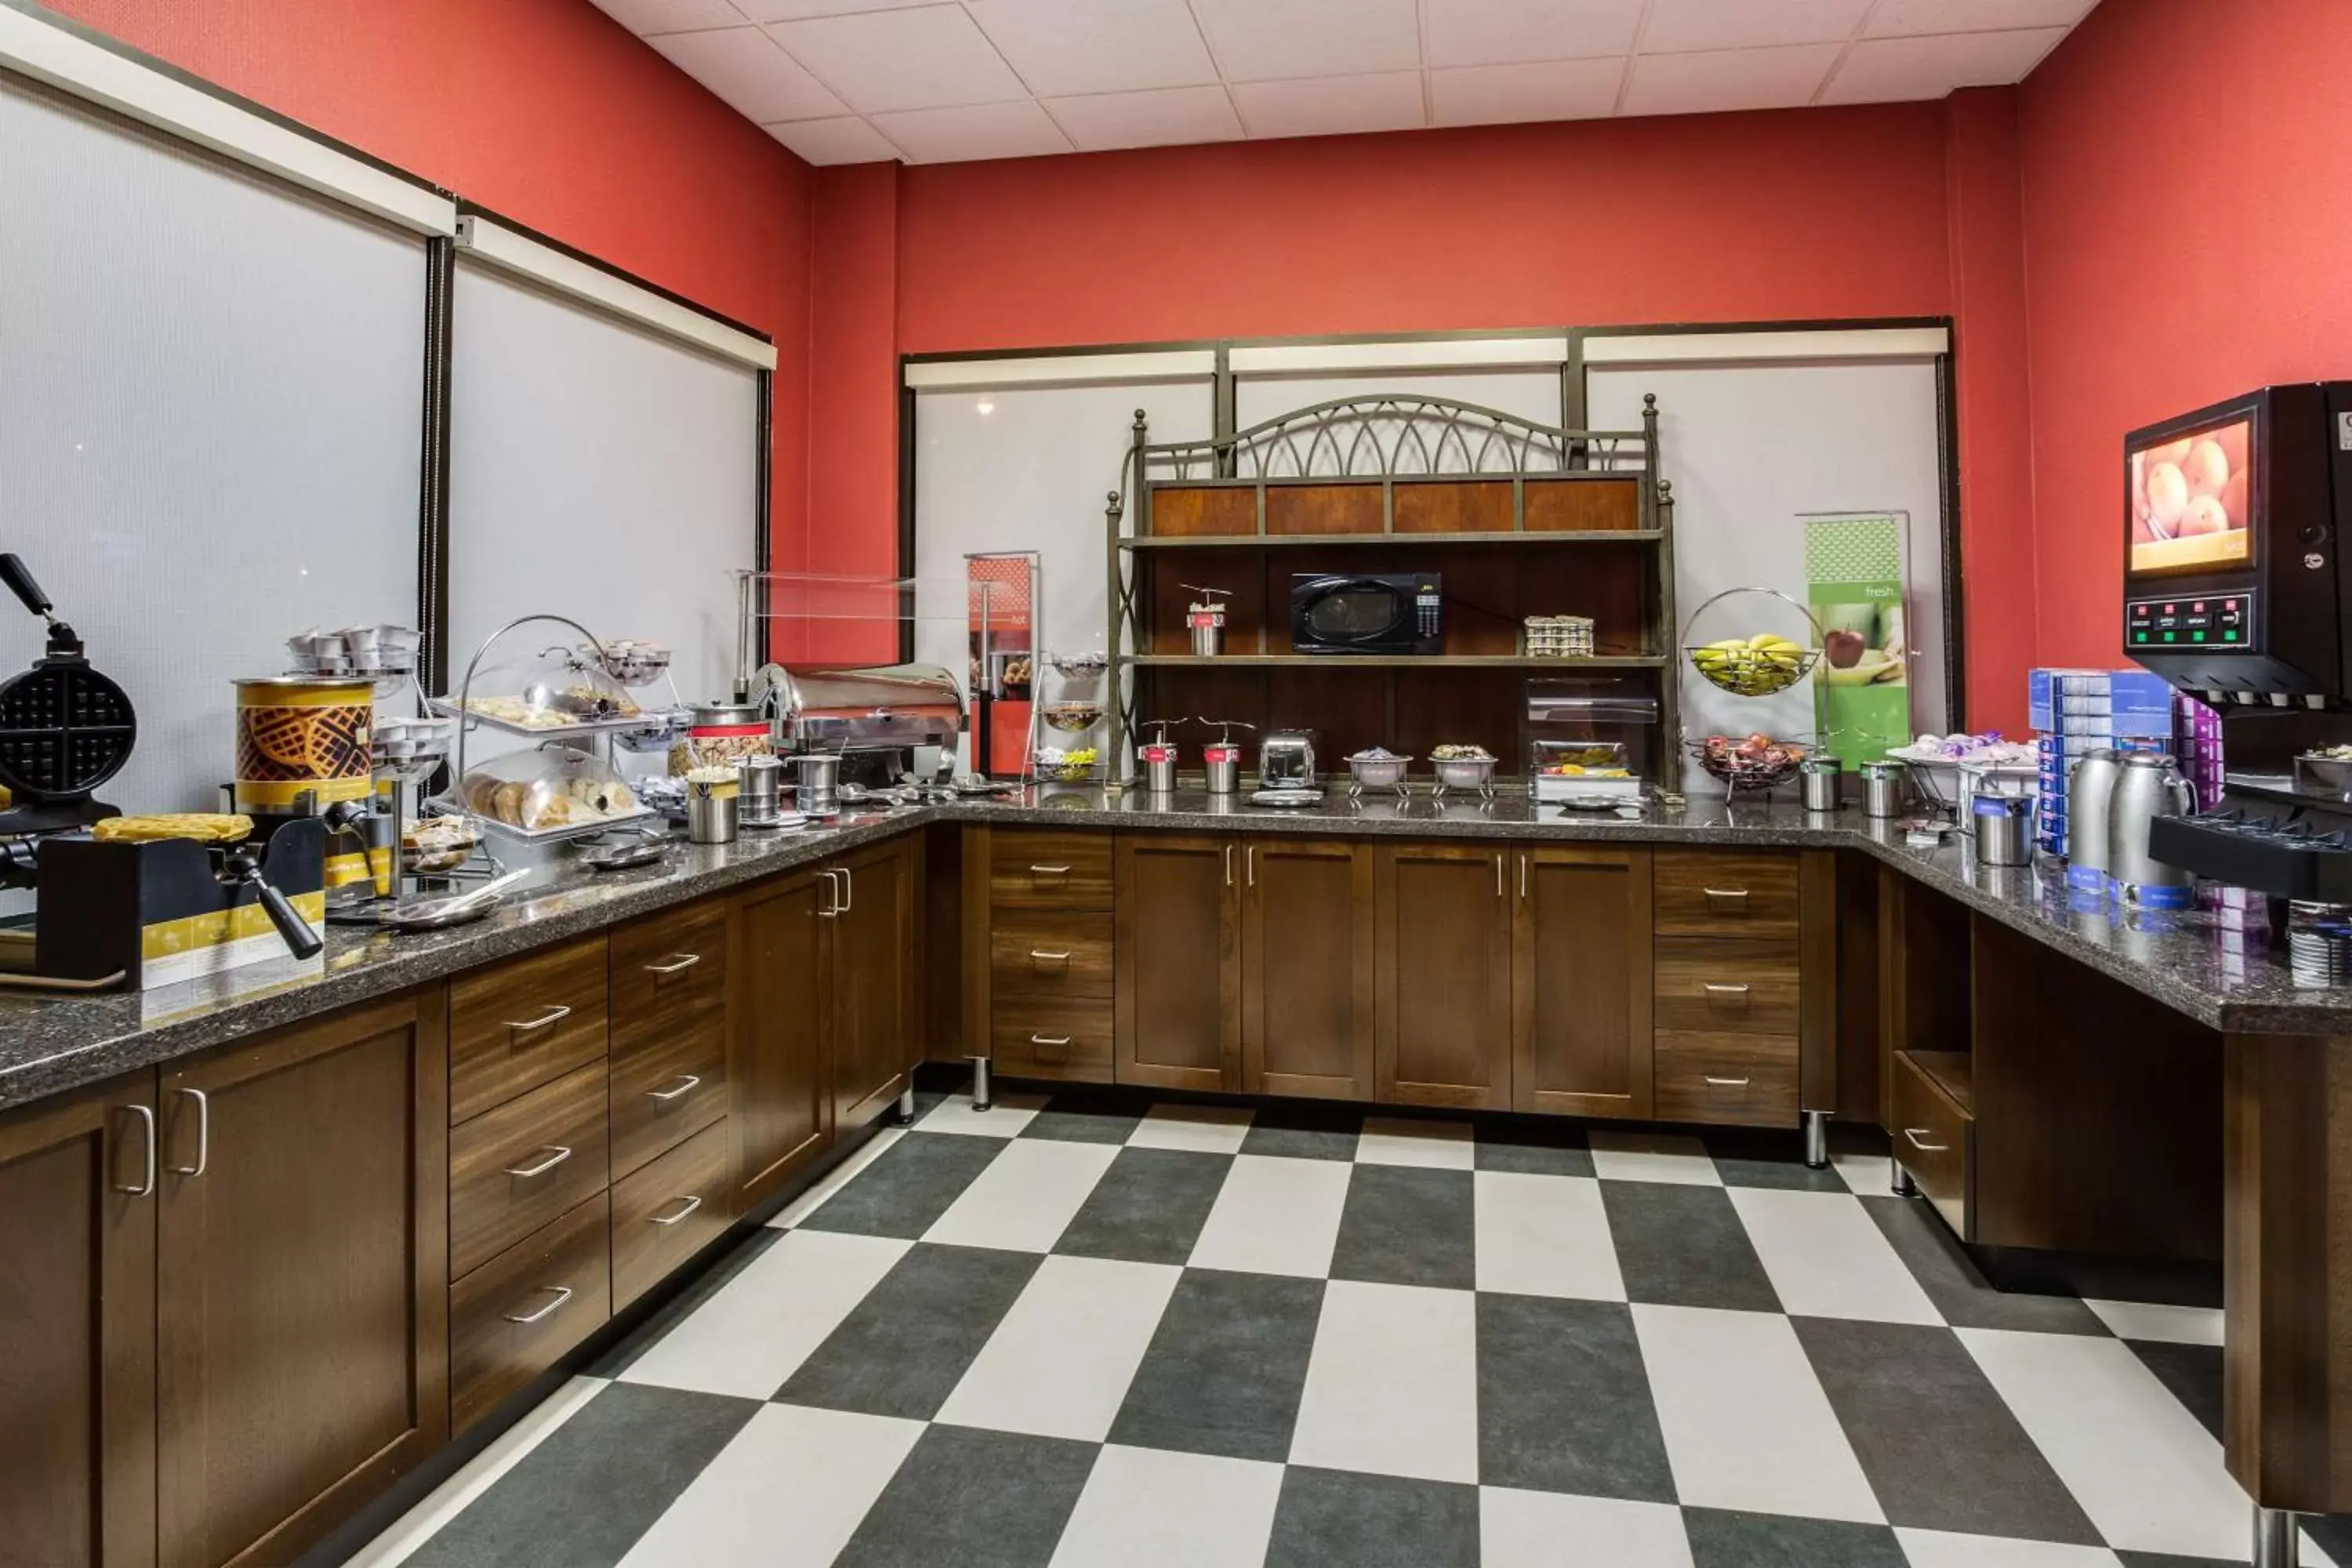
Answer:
[1682, 587, 1824, 698]
[1690, 732, 1809, 793]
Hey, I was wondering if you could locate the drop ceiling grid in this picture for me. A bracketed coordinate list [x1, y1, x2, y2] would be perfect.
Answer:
[586, 0, 2100, 165]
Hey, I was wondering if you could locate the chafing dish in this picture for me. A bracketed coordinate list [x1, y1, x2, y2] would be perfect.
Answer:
[768, 662, 965, 787]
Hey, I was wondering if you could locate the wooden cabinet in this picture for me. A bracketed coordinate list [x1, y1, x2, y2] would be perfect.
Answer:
[609, 1120, 733, 1313]
[731, 866, 833, 1211]
[1512, 846, 1653, 1118]
[831, 836, 919, 1128]
[0, 1076, 158, 1568]
[1653, 849, 1801, 939]
[446, 935, 609, 1126]
[1114, 833, 1241, 1091]
[1241, 837, 1374, 1100]
[155, 991, 448, 1568]
[1374, 842, 1513, 1109]
[448, 1062, 609, 1280]
[448, 1193, 608, 1435]
[609, 902, 729, 1181]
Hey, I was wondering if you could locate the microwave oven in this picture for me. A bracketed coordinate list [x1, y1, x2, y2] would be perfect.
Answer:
[1290, 573, 1443, 655]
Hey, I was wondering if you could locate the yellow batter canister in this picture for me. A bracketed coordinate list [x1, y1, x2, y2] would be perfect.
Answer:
[232, 676, 378, 814]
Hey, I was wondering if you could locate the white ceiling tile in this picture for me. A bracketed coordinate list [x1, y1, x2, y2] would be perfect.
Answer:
[1189, 0, 1421, 84]
[1430, 57, 1623, 126]
[1642, 0, 1874, 53]
[588, 0, 748, 35]
[738, 0, 934, 19]
[648, 27, 851, 121]
[768, 5, 1028, 112]
[1230, 71, 1425, 140]
[1821, 26, 2068, 101]
[872, 98, 1075, 161]
[1045, 85, 1244, 151]
[966, 0, 1216, 96]
[763, 114, 902, 163]
[1621, 43, 1843, 116]
[1422, 0, 1644, 68]
[1867, 0, 2098, 36]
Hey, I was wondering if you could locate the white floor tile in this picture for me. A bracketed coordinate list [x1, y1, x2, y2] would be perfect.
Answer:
[1590, 1129, 1722, 1186]
[1831, 1147, 1904, 1197]
[1473, 1171, 1626, 1301]
[1127, 1102, 1254, 1155]
[1481, 1487, 1695, 1568]
[916, 1091, 1046, 1138]
[2083, 1298, 2226, 1347]
[343, 1377, 608, 1567]
[1289, 1279, 1479, 1484]
[1186, 1153, 1352, 1278]
[1049, 1444, 1285, 1568]
[1893, 1529, 2122, 1568]
[1356, 1116, 1475, 1169]
[615, 1403, 923, 1568]
[769, 1127, 903, 1229]
[936, 1255, 1181, 1442]
[1633, 1302, 1883, 1524]
[619, 1229, 909, 1399]
[921, 1138, 1120, 1253]
[1958, 1327, 2254, 1560]
[1729, 1187, 1943, 1326]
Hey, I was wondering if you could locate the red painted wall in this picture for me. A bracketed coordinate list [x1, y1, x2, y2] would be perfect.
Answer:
[46, 0, 817, 576]
[2019, 0, 2352, 667]
[803, 162, 903, 666]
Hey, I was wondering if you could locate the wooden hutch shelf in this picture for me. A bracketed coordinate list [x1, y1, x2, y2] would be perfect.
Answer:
[1121, 529, 1667, 550]
[1124, 653, 1669, 670]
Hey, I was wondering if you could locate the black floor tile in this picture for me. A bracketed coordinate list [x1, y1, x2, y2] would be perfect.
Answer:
[1601, 1181, 1782, 1312]
[1263, 1466, 1479, 1568]
[1681, 1508, 1909, 1568]
[793, 1131, 1007, 1240]
[1330, 1165, 1475, 1289]
[1704, 1127, 1847, 1192]
[1019, 1085, 1149, 1145]
[1054, 1146, 1231, 1265]
[1476, 1294, 1676, 1502]
[2124, 1339, 2224, 1443]
[1474, 1117, 1595, 1177]
[586, 1225, 782, 1378]
[1794, 1316, 2102, 1544]
[833, 1425, 1098, 1568]
[772, 1243, 1040, 1419]
[2114, 1555, 2241, 1568]
[1108, 1268, 1325, 1463]
[403, 1382, 760, 1568]
[2306, 1514, 2352, 1562]
[1240, 1100, 1361, 1161]
[1860, 1195, 2108, 1335]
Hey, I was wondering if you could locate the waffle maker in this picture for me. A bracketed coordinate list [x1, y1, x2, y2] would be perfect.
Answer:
[0, 553, 133, 834]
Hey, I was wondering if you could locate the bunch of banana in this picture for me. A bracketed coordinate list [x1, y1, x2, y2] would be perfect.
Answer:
[1691, 633, 1808, 696]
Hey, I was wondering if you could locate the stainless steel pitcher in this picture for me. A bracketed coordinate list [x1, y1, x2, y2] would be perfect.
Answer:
[2065, 748, 2122, 894]
[2107, 750, 2196, 909]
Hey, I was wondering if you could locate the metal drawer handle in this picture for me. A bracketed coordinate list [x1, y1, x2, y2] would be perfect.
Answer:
[1029, 863, 1071, 875]
[1703, 983, 1752, 1003]
[648, 1074, 702, 1102]
[644, 953, 702, 975]
[1902, 1127, 1950, 1153]
[503, 1284, 574, 1325]
[506, 1005, 572, 1032]
[1029, 949, 1072, 964]
[1029, 1034, 1073, 1047]
[1701, 886, 1750, 901]
[1704, 1075, 1751, 1088]
[114, 1104, 157, 1196]
[504, 1145, 574, 1178]
[818, 868, 842, 917]
[649, 1195, 704, 1227]
[168, 1087, 209, 1178]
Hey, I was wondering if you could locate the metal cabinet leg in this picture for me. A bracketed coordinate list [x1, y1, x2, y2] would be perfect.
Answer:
[1802, 1110, 1830, 1170]
[1891, 1157, 1918, 1197]
[2255, 1506, 2300, 1568]
[898, 1085, 917, 1124]
[967, 1054, 992, 1112]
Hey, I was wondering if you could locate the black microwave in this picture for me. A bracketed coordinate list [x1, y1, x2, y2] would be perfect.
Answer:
[1290, 573, 1443, 655]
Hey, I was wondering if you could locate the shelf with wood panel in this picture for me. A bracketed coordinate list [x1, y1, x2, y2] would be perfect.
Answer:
[1121, 652, 1668, 670]
[1120, 529, 1665, 550]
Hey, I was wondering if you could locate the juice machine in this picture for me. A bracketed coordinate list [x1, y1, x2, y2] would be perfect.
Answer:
[2120, 384, 2352, 909]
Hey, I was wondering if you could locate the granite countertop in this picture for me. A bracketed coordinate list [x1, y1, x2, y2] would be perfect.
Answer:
[0, 786, 2336, 1109]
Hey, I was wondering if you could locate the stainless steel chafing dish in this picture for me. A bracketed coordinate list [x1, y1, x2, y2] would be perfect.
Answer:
[760, 662, 965, 786]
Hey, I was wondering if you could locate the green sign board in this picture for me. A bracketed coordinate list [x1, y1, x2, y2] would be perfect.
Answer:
[1804, 513, 1911, 768]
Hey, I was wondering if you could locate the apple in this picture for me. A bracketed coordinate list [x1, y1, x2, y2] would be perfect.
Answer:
[2183, 439, 2230, 498]
[1824, 629, 1867, 668]
[2221, 470, 2248, 529]
[2178, 494, 2230, 536]
[2146, 460, 2190, 532]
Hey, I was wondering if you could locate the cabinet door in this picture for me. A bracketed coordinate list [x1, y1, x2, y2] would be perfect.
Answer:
[0, 1074, 158, 1568]
[1374, 843, 1512, 1109]
[156, 991, 448, 1568]
[832, 838, 915, 1128]
[1512, 846, 1654, 1118]
[1114, 834, 1240, 1091]
[733, 866, 833, 1211]
[1242, 837, 1374, 1099]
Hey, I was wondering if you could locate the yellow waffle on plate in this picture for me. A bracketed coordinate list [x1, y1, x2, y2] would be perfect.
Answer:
[92, 813, 253, 844]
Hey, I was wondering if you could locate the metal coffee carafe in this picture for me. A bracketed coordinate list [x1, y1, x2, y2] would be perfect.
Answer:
[2107, 751, 2196, 909]
[2064, 749, 2122, 895]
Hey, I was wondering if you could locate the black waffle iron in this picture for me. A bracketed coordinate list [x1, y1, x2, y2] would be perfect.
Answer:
[0, 553, 134, 835]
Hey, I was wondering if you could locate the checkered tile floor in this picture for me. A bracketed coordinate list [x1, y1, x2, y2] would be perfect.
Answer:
[353, 1086, 2352, 1568]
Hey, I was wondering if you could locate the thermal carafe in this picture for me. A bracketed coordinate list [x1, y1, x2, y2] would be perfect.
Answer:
[2064, 749, 2122, 895]
[2107, 751, 2196, 909]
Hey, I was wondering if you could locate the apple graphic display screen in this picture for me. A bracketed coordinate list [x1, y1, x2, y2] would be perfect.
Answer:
[2129, 416, 2253, 574]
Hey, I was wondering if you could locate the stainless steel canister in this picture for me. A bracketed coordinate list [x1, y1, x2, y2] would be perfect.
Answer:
[739, 755, 783, 821]
[685, 775, 739, 844]
[1860, 759, 1907, 818]
[1799, 753, 1843, 811]
[1202, 742, 1241, 795]
[789, 752, 842, 815]
[1140, 740, 1179, 793]
[1971, 791, 2033, 867]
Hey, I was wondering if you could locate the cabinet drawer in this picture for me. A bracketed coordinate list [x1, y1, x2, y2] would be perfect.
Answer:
[990, 910, 1113, 998]
[1653, 938, 1802, 1033]
[609, 1014, 728, 1180]
[992, 996, 1114, 1081]
[1653, 851, 1801, 939]
[451, 1192, 611, 1433]
[1892, 1051, 1972, 1240]
[448, 935, 611, 1124]
[990, 830, 1112, 911]
[611, 1119, 735, 1312]
[612, 902, 729, 1059]
[450, 1061, 610, 1278]
[1653, 1031, 1800, 1128]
